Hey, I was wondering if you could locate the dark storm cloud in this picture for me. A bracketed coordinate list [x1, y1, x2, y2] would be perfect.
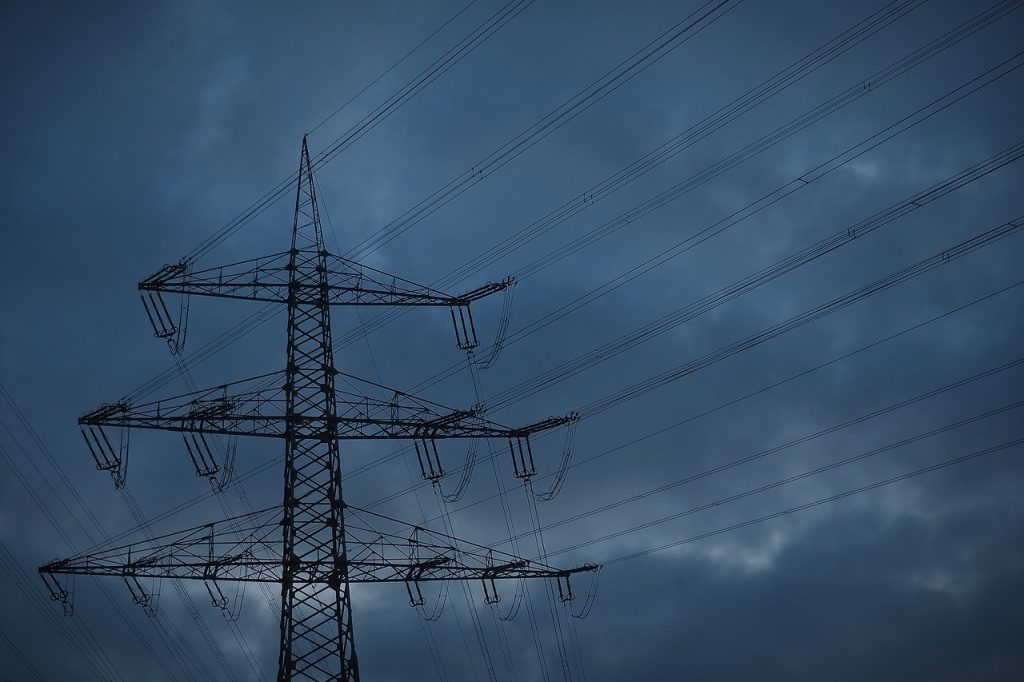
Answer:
[2, 0, 1023, 679]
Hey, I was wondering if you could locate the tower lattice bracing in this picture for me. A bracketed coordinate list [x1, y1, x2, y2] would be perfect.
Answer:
[40, 138, 595, 681]
[279, 140, 356, 679]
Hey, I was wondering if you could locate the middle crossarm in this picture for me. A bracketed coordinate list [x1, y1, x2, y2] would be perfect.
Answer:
[79, 372, 572, 440]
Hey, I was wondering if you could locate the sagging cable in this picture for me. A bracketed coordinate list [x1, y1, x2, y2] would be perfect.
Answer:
[533, 413, 580, 501]
[437, 439, 479, 503]
[473, 279, 517, 370]
[568, 566, 601, 619]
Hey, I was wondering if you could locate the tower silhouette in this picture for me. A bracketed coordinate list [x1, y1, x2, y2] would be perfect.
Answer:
[41, 138, 595, 680]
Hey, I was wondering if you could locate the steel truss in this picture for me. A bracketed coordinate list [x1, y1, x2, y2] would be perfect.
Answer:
[41, 138, 594, 681]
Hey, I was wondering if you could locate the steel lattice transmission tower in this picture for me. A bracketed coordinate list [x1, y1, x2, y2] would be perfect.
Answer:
[40, 138, 596, 680]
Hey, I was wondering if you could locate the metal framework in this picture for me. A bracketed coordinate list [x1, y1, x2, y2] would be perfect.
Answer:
[41, 138, 595, 680]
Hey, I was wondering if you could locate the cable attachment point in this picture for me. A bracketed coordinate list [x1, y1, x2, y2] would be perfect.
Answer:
[181, 395, 233, 478]
[555, 573, 574, 603]
[449, 304, 479, 350]
[123, 575, 159, 617]
[508, 435, 536, 480]
[40, 571, 73, 616]
[482, 550, 501, 604]
[414, 437, 444, 481]
[533, 412, 580, 502]
[80, 408, 129, 488]
[139, 260, 191, 354]
[182, 430, 221, 478]
[204, 577, 229, 610]
[405, 580, 426, 608]
[472, 277, 517, 370]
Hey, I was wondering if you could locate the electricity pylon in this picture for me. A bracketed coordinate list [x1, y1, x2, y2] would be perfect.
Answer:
[40, 138, 596, 680]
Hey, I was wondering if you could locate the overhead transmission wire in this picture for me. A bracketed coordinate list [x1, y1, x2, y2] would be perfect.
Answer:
[546, 398, 1024, 558]
[82, 141, 1024, 554]
[118, 5, 1023, 511]
[598, 437, 1024, 566]
[494, 357, 1024, 548]
[0, 628, 45, 682]
[360, 217, 1024, 511]
[399, 56, 1024, 405]
[467, 354, 579, 679]
[327, 0, 1014, 356]
[316, 16, 1024, 487]
[0, 544, 112, 682]
[512, 32, 1024, 280]
[484, 108, 1024, 412]
[0, 423, 177, 680]
[467, 362, 555, 682]
[119, 0, 535, 402]
[307, 0, 483, 136]
[573, 217, 1024, 418]
[366, 277, 1024, 531]
[184, 0, 536, 262]
[0, 390, 228, 682]
[0, 403, 192, 680]
[372, 278, 1024, 532]
[81, 125, 1024, 548]
[121, 0, 974, 406]
[435, 0, 933, 284]
[343, 0, 746, 260]
[339, 87, 1024, 485]
[121, 0, 749, 404]
[116, 487, 245, 682]
[74, 5, 1024, 557]
[72, 276, 1024, 559]
[3, 381, 233, 680]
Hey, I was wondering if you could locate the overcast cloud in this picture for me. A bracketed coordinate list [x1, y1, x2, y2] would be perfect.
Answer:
[2, 1, 1023, 679]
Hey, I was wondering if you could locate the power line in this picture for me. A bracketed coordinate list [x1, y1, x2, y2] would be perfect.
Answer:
[122, 0, 1007, 405]
[405, 68, 1024, 404]
[345, 131, 1024, 488]
[343, 0, 746, 261]
[329, 0, 1019, 357]
[361, 220, 1023, 511]
[0, 626, 50, 681]
[548, 400, 1024, 557]
[76, 276, 1024, 557]
[124, 22, 1022, 461]
[600, 438, 1023, 566]
[575, 217, 1023, 418]
[185, 0, 537, 261]
[307, 0, 483, 136]
[0, 428, 165, 680]
[470, 355, 1024, 546]
[0, 389, 236, 680]
[122, 0, 751, 402]
[0, 544, 112, 682]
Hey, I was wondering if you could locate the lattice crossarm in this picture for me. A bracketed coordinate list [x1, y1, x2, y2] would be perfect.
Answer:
[78, 374, 289, 440]
[454, 276, 515, 304]
[139, 252, 293, 303]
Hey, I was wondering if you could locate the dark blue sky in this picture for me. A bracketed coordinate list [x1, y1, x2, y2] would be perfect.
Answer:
[2, 1, 1023, 679]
